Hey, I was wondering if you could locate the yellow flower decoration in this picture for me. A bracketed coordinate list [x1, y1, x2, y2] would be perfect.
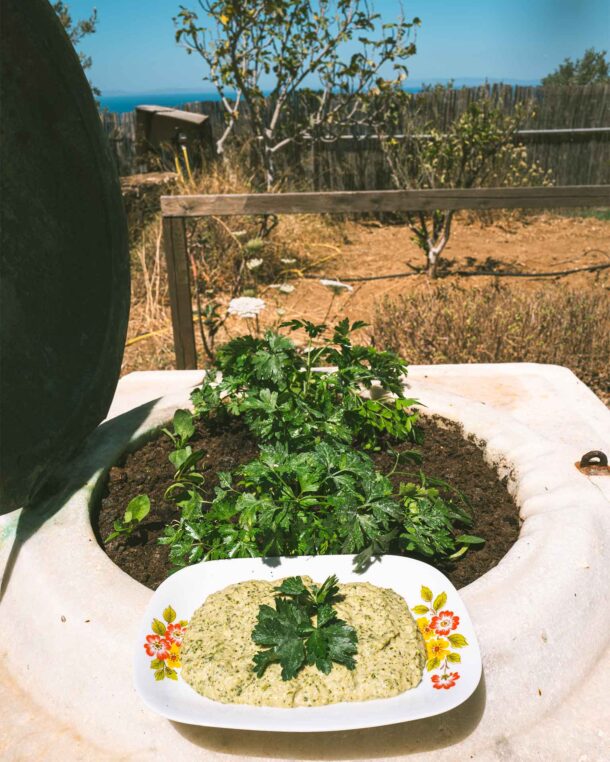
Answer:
[166, 643, 181, 669]
[416, 617, 435, 641]
[426, 637, 450, 661]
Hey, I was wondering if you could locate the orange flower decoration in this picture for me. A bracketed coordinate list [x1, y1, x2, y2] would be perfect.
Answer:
[431, 672, 460, 690]
[144, 634, 170, 660]
[430, 610, 460, 636]
[166, 622, 186, 646]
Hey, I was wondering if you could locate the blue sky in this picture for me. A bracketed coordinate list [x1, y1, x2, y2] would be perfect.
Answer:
[67, 0, 610, 93]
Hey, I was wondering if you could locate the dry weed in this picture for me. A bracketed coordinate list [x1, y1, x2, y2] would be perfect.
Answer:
[372, 282, 610, 402]
[125, 153, 345, 361]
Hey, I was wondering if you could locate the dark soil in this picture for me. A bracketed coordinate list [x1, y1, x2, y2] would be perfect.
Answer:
[96, 418, 258, 589]
[94, 416, 519, 590]
[369, 417, 519, 589]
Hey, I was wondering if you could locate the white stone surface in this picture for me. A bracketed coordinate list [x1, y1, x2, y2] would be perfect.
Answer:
[1, 364, 609, 761]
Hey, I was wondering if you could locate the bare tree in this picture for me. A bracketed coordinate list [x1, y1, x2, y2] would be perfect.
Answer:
[369, 90, 552, 277]
[175, 0, 419, 189]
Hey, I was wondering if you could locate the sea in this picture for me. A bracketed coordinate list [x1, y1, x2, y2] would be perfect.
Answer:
[99, 88, 423, 114]
[100, 90, 222, 113]
[99, 81, 533, 114]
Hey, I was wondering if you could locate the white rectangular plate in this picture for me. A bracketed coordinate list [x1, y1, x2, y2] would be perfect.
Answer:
[134, 554, 482, 732]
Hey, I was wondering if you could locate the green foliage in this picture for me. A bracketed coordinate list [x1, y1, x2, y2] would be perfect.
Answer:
[542, 48, 610, 86]
[398, 482, 480, 560]
[105, 495, 150, 543]
[155, 320, 483, 571]
[175, 1, 419, 187]
[162, 409, 196, 450]
[192, 319, 418, 451]
[159, 440, 480, 570]
[161, 441, 399, 565]
[251, 575, 358, 680]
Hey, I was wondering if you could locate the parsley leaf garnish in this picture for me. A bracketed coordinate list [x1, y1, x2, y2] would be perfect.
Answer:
[251, 575, 358, 681]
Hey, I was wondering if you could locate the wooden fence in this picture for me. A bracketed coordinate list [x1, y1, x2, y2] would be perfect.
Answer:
[103, 84, 610, 186]
[160, 184, 610, 369]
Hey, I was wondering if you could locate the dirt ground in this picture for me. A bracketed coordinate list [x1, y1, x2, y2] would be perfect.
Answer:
[121, 212, 610, 375]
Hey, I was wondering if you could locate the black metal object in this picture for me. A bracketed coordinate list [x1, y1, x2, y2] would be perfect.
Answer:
[576, 450, 610, 476]
[579, 451, 608, 468]
[0, 0, 130, 513]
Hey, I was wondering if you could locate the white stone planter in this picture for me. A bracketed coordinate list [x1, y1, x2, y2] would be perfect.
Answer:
[1, 364, 609, 761]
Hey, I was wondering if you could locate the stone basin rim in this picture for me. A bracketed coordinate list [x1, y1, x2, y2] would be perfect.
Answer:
[83, 381, 609, 733]
[2, 366, 609, 760]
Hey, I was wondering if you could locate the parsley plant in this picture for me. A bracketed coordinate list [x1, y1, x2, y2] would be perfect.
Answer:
[153, 321, 484, 571]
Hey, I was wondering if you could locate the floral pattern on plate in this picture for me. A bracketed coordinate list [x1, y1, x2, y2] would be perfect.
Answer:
[411, 586, 468, 690]
[143, 605, 188, 681]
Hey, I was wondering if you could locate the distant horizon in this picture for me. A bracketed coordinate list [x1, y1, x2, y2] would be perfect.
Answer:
[102, 76, 541, 97]
[100, 77, 542, 114]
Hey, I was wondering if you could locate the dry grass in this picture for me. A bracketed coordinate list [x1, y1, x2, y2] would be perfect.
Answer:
[122, 156, 345, 372]
[122, 153, 610, 392]
[372, 283, 610, 402]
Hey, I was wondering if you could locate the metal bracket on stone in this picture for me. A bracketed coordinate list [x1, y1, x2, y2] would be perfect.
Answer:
[575, 450, 610, 476]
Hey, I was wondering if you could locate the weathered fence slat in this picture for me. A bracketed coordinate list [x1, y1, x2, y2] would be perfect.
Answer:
[161, 185, 610, 218]
[162, 216, 197, 369]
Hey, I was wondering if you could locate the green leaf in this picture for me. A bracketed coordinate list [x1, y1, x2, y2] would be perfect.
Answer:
[252, 576, 357, 681]
[447, 652, 461, 663]
[421, 586, 433, 602]
[448, 546, 469, 560]
[151, 618, 166, 636]
[412, 605, 430, 615]
[316, 603, 336, 628]
[163, 605, 176, 624]
[306, 628, 331, 674]
[169, 447, 192, 470]
[314, 575, 341, 605]
[252, 648, 278, 678]
[154, 668, 165, 681]
[173, 409, 195, 444]
[125, 494, 150, 524]
[150, 658, 164, 669]
[277, 637, 306, 681]
[456, 534, 485, 545]
[426, 656, 440, 671]
[165, 667, 178, 680]
[275, 577, 307, 597]
[448, 633, 468, 648]
[433, 592, 447, 612]
[324, 621, 358, 670]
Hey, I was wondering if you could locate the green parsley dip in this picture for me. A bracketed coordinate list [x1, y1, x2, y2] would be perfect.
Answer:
[181, 577, 425, 707]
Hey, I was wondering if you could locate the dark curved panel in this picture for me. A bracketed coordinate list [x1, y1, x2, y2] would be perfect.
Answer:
[0, 0, 130, 512]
